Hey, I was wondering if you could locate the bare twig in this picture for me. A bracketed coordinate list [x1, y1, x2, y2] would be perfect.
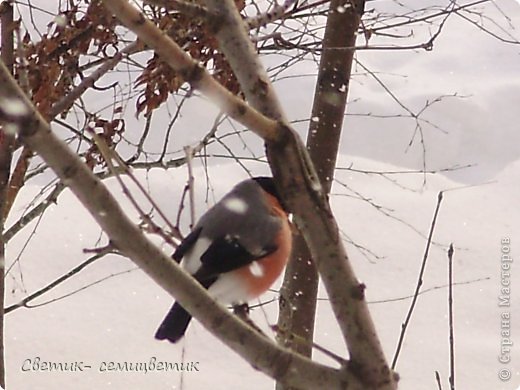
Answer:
[273, 324, 348, 365]
[368, 276, 489, 304]
[175, 183, 189, 231]
[184, 145, 195, 228]
[126, 111, 153, 164]
[337, 164, 474, 176]
[159, 96, 187, 162]
[126, 117, 220, 170]
[4, 246, 114, 314]
[25, 266, 137, 309]
[435, 371, 443, 390]
[88, 128, 181, 246]
[455, 3, 520, 45]
[49, 41, 143, 120]
[391, 191, 444, 369]
[213, 135, 253, 177]
[334, 178, 442, 244]
[3, 182, 66, 242]
[448, 243, 455, 390]
[368, 0, 490, 34]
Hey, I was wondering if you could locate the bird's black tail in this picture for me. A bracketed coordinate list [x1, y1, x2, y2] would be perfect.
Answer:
[155, 302, 192, 343]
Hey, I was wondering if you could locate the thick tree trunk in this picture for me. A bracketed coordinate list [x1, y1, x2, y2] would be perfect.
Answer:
[276, 2, 366, 389]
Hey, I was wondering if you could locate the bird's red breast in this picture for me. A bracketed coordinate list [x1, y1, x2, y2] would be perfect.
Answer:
[233, 192, 292, 298]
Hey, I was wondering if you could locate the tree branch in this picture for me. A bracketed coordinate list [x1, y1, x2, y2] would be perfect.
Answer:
[202, 0, 395, 387]
[102, 0, 281, 142]
[3, 182, 65, 242]
[48, 40, 143, 120]
[391, 191, 444, 369]
[4, 248, 112, 314]
[205, 0, 287, 121]
[447, 244, 456, 390]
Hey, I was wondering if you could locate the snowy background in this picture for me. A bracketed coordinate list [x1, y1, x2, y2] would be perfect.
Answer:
[4, 0, 520, 389]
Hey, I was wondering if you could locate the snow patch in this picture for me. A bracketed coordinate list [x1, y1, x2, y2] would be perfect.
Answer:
[249, 261, 264, 278]
[0, 97, 28, 118]
[54, 14, 67, 27]
[223, 197, 248, 214]
[182, 236, 211, 274]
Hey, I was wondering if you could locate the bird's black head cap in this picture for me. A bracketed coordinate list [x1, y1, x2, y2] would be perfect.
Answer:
[252, 176, 289, 212]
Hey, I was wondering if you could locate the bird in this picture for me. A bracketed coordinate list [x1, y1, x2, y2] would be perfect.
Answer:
[155, 176, 292, 343]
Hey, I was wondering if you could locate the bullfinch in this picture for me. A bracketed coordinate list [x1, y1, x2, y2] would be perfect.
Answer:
[155, 176, 292, 343]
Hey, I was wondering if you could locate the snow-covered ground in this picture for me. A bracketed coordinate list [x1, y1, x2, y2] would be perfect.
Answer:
[4, 155, 519, 390]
